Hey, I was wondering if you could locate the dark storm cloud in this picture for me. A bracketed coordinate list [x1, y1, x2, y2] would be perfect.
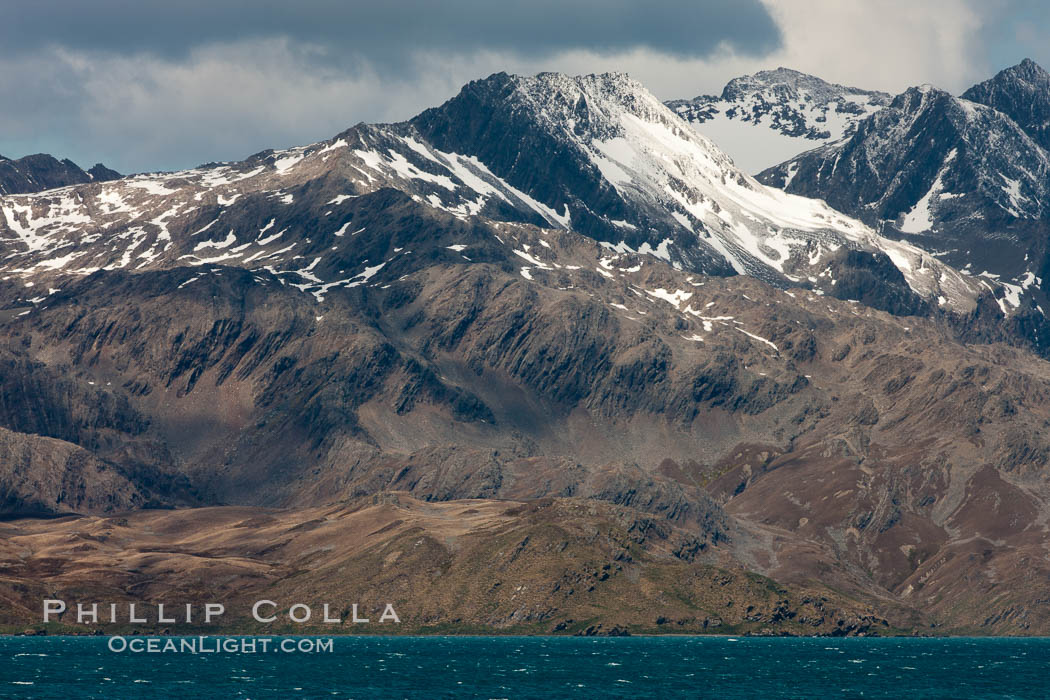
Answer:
[0, 0, 784, 173]
[1, 0, 781, 64]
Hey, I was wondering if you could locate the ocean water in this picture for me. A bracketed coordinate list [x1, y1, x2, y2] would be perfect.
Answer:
[1, 635, 1048, 698]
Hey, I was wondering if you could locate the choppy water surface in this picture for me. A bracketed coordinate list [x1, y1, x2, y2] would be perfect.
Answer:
[1, 635, 1047, 698]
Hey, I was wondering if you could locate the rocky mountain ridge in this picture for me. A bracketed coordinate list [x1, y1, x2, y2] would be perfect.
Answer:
[0, 72, 983, 319]
[963, 58, 1050, 152]
[758, 61, 1050, 334]
[666, 68, 892, 173]
[0, 152, 119, 195]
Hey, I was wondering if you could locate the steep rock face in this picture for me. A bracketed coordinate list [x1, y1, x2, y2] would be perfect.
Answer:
[963, 58, 1050, 152]
[0, 425, 188, 516]
[758, 73, 1050, 322]
[404, 72, 971, 307]
[666, 68, 891, 172]
[0, 153, 120, 195]
[821, 249, 929, 316]
[760, 85, 1050, 224]
[87, 163, 121, 182]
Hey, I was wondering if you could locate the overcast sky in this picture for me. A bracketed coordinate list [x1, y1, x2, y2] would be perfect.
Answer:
[1, 0, 1046, 173]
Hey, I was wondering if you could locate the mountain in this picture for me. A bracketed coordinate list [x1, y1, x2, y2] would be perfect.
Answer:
[0, 153, 120, 195]
[963, 58, 1050, 153]
[2, 71, 1050, 634]
[0, 72, 980, 317]
[758, 68, 1050, 324]
[666, 68, 892, 173]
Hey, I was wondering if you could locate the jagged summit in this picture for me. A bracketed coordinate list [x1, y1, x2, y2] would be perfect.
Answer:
[0, 70, 981, 319]
[88, 162, 121, 182]
[977, 57, 1050, 84]
[719, 67, 888, 103]
[0, 152, 121, 195]
[758, 65, 1050, 318]
[666, 68, 891, 173]
[760, 80, 1050, 225]
[394, 70, 977, 308]
[963, 58, 1050, 152]
[415, 70, 685, 146]
[890, 83, 985, 120]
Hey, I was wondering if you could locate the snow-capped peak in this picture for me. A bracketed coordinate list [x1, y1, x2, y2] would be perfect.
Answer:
[963, 58, 1050, 153]
[0, 70, 983, 315]
[757, 67, 1050, 316]
[666, 68, 892, 173]
[402, 71, 979, 309]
